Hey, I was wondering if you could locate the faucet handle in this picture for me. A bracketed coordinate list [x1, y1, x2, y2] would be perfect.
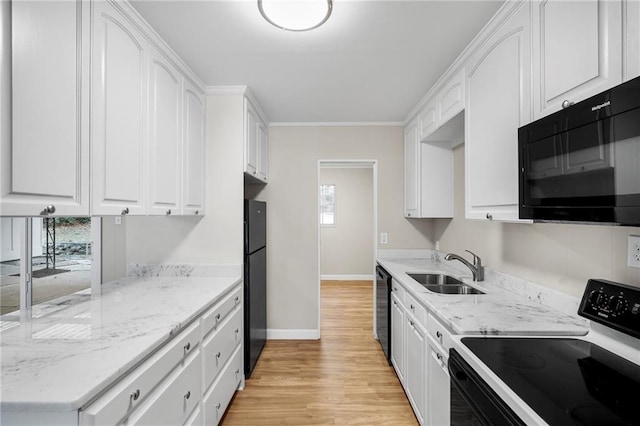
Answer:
[465, 250, 482, 266]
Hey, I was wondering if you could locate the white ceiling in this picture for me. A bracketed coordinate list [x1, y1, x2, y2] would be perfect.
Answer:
[130, 0, 504, 124]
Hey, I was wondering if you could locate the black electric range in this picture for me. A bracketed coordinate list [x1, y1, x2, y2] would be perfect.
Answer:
[450, 279, 640, 426]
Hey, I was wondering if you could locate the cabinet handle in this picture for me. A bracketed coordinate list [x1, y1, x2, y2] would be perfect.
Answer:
[410, 304, 415, 310]
[41, 205, 56, 215]
[184, 342, 191, 352]
[437, 353, 443, 361]
[407, 213, 412, 217]
[184, 390, 191, 400]
[393, 301, 397, 306]
[410, 320, 415, 326]
[194, 210, 199, 215]
[235, 369, 240, 374]
[235, 328, 239, 334]
[216, 351, 221, 359]
[486, 213, 493, 220]
[166, 209, 171, 216]
[215, 313, 221, 321]
[216, 402, 222, 410]
[121, 207, 130, 215]
[253, 170, 257, 175]
[436, 331, 442, 339]
[393, 287, 398, 291]
[561, 99, 574, 109]
[234, 296, 239, 303]
[130, 389, 141, 402]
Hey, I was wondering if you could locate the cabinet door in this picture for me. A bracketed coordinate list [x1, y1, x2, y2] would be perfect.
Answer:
[257, 121, 268, 182]
[244, 100, 258, 177]
[148, 48, 182, 216]
[390, 294, 405, 383]
[437, 69, 465, 125]
[419, 99, 438, 141]
[427, 337, 450, 426]
[532, 0, 622, 119]
[405, 314, 426, 424]
[92, 1, 147, 216]
[182, 79, 206, 216]
[1, 0, 89, 217]
[404, 120, 420, 218]
[625, 0, 640, 81]
[465, 3, 531, 222]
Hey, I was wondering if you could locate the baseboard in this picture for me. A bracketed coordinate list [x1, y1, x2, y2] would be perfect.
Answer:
[267, 329, 320, 340]
[320, 274, 374, 281]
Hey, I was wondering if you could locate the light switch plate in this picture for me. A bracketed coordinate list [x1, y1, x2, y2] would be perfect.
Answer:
[628, 235, 640, 268]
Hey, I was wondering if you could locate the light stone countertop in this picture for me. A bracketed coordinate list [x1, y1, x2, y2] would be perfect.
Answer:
[0, 274, 241, 413]
[377, 255, 589, 336]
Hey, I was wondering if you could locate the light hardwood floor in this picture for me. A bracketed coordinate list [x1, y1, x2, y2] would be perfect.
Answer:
[222, 280, 418, 425]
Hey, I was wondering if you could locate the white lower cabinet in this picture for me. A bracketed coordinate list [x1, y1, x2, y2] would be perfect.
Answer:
[427, 335, 450, 426]
[80, 284, 242, 426]
[405, 312, 427, 424]
[390, 293, 405, 383]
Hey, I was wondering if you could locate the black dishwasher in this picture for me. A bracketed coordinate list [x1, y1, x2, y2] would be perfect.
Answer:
[376, 265, 392, 364]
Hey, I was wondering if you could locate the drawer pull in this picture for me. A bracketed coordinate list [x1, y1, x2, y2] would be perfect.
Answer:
[216, 352, 221, 359]
[184, 390, 191, 400]
[130, 389, 140, 402]
[410, 304, 415, 310]
[184, 342, 191, 352]
[216, 402, 222, 410]
[436, 331, 442, 339]
[234, 296, 240, 303]
[393, 287, 398, 291]
[216, 313, 221, 321]
[235, 328, 240, 334]
[235, 369, 240, 375]
[410, 320, 415, 327]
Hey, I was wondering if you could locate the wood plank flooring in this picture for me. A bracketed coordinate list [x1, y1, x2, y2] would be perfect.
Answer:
[222, 280, 417, 425]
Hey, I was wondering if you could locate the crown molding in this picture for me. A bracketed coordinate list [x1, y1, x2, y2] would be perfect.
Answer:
[269, 121, 403, 127]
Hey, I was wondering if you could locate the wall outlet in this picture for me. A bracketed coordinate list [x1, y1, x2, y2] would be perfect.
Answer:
[628, 235, 640, 268]
[380, 232, 388, 245]
[115, 216, 122, 225]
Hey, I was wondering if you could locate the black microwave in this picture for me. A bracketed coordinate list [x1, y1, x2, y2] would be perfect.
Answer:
[518, 76, 640, 226]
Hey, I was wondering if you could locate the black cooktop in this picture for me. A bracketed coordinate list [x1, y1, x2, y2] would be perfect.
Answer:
[462, 337, 640, 425]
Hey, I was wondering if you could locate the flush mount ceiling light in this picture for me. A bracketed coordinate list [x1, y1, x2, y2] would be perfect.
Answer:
[258, 0, 333, 32]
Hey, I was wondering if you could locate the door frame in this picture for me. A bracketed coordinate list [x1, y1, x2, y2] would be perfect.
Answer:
[317, 160, 378, 337]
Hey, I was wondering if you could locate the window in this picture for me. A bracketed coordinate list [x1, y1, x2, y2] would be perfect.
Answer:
[320, 184, 336, 226]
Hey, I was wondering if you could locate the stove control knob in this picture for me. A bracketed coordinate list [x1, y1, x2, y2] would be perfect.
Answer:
[608, 295, 628, 316]
[588, 290, 605, 307]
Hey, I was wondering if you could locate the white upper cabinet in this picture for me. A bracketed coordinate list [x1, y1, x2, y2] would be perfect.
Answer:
[465, 2, 532, 222]
[625, 0, 640, 80]
[1, 0, 90, 217]
[419, 99, 438, 141]
[419, 69, 466, 142]
[148, 48, 182, 216]
[532, 0, 623, 119]
[436, 69, 466, 128]
[404, 120, 421, 218]
[244, 97, 268, 183]
[182, 79, 206, 216]
[91, 1, 148, 216]
[404, 119, 454, 219]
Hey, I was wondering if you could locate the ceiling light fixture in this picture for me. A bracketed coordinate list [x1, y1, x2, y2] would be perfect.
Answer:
[258, 0, 333, 32]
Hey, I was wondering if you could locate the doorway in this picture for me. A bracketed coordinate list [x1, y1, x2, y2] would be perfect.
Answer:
[317, 160, 377, 336]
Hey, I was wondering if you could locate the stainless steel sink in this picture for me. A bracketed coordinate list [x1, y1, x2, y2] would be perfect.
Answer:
[407, 273, 485, 295]
[407, 273, 463, 285]
[422, 284, 484, 295]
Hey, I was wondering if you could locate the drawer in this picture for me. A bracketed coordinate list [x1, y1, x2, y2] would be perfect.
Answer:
[427, 312, 453, 351]
[80, 321, 201, 426]
[203, 307, 242, 391]
[125, 352, 202, 425]
[203, 345, 242, 425]
[405, 292, 426, 326]
[202, 286, 242, 336]
[391, 279, 405, 305]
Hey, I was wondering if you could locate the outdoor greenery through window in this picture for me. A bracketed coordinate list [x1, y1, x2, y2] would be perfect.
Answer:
[320, 184, 336, 226]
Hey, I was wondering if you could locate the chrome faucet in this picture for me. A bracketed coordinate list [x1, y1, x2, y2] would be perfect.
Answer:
[444, 250, 484, 282]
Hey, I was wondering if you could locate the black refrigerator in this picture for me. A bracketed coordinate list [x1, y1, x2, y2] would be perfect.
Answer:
[244, 199, 267, 378]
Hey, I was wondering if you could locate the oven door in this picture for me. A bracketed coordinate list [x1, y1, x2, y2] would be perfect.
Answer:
[449, 349, 525, 426]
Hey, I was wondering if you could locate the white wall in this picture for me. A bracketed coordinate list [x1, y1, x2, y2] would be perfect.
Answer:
[434, 145, 640, 297]
[260, 126, 434, 334]
[320, 167, 373, 278]
[125, 95, 244, 266]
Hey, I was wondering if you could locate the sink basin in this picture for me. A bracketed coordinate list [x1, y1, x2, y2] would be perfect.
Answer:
[406, 273, 485, 295]
[422, 284, 484, 295]
[407, 273, 463, 285]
